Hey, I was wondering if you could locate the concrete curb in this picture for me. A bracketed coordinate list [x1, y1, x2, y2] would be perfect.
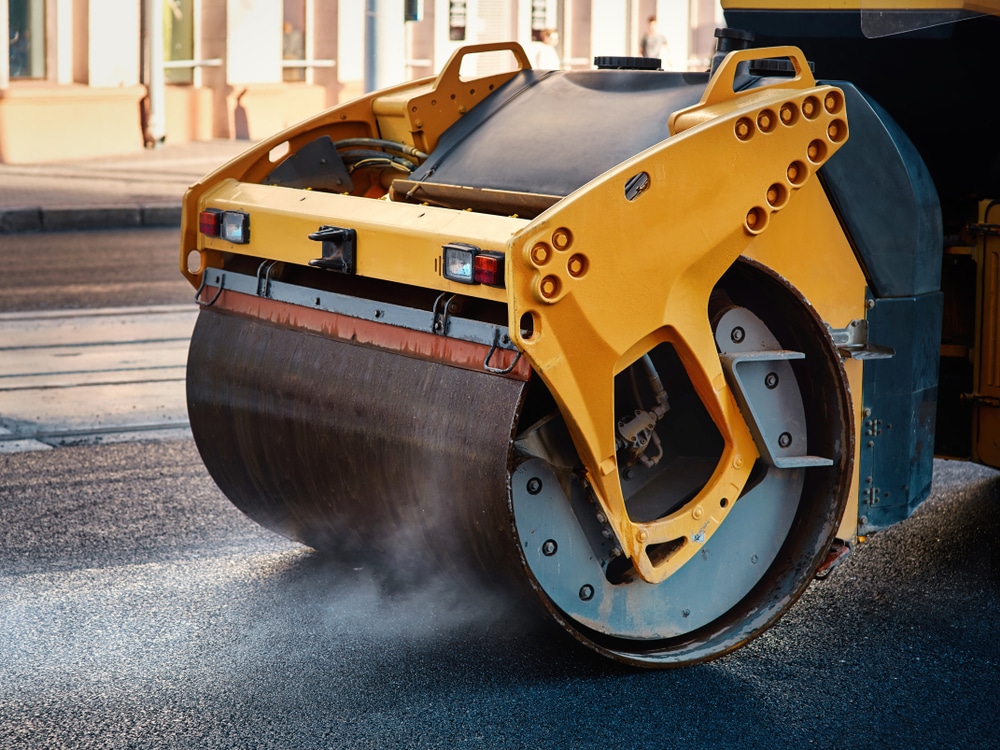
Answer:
[0, 204, 181, 234]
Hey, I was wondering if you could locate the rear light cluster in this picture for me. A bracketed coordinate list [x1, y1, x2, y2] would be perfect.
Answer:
[442, 242, 505, 287]
[199, 208, 250, 244]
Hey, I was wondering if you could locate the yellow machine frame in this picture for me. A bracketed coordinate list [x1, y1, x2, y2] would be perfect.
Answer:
[181, 43, 868, 585]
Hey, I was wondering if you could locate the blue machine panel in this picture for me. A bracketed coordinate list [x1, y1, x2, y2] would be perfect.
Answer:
[859, 292, 943, 533]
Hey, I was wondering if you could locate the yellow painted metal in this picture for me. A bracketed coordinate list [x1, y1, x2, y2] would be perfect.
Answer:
[742, 180, 868, 542]
[372, 42, 533, 155]
[193, 179, 527, 304]
[178, 41, 867, 569]
[180, 45, 528, 290]
[973, 199, 1000, 466]
[181, 97, 385, 288]
[506, 47, 851, 583]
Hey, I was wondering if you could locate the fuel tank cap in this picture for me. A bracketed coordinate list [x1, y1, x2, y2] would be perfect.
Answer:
[593, 56, 661, 70]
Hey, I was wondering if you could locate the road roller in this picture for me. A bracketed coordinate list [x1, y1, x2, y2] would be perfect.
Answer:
[180, 2, 1000, 666]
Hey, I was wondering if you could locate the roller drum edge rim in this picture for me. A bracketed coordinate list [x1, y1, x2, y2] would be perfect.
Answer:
[506, 260, 854, 667]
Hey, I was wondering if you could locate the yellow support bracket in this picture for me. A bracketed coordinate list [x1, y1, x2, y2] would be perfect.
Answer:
[507, 46, 849, 584]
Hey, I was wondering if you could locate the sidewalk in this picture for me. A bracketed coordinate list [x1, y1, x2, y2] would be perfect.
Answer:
[0, 139, 254, 234]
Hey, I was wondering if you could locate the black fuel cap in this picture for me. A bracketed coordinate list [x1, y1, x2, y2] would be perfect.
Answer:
[593, 56, 661, 70]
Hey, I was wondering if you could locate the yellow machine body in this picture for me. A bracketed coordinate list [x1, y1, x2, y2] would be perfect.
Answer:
[181, 5, 993, 665]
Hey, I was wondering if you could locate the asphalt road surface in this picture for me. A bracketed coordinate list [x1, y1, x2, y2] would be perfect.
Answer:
[0, 230, 194, 451]
[0, 228, 190, 312]
[1, 441, 997, 749]
[0, 229, 998, 749]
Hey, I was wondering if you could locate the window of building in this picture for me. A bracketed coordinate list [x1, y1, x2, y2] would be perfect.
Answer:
[8, 0, 45, 79]
[282, 0, 306, 82]
[531, 0, 548, 41]
[449, 0, 466, 41]
[164, 0, 194, 84]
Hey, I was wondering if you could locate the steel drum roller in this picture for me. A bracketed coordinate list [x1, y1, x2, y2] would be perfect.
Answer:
[187, 304, 530, 589]
[180, 41, 863, 666]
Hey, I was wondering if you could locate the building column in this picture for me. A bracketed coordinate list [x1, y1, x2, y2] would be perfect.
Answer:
[657, 0, 690, 70]
[145, 0, 167, 144]
[365, 0, 406, 92]
[0, 2, 9, 89]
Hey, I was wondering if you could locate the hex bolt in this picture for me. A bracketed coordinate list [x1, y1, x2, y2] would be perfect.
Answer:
[682, 609, 691, 618]
[730, 326, 745, 344]
[526, 477, 542, 495]
[542, 539, 558, 557]
[778, 431, 792, 448]
[579, 584, 595, 601]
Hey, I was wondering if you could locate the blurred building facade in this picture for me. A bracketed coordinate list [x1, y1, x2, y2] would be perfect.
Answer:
[0, 0, 722, 164]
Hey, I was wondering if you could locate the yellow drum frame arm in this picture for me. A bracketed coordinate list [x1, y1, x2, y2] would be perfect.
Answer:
[507, 47, 849, 584]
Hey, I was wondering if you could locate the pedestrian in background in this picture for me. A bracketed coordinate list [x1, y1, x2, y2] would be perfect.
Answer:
[640, 16, 668, 66]
[532, 28, 561, 70]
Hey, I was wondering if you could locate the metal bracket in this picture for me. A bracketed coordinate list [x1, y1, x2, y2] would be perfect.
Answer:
[432, 292, 455, 335]
[256, 260, 279, 298]
[814, 538, 851, 579]
[483, 329, 522, 374]
[720, 348, 834, 469]
[962, 392, 1000, 408]
[965, 222, 1000, 239]
[827, 319, 894, 360]
[195, 271, 224, 307]
[308, 225, 357, 274]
